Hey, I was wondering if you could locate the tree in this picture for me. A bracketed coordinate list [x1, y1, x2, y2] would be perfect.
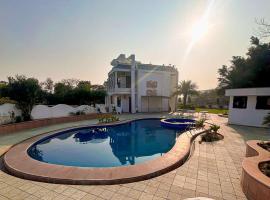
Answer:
[53, 82, 73, 103]
[0, 81, 8, 97]
[91, 84, 105, 91]
[41, 78, 54, 93]
[192, 89, 229, 108]
[217, 36, 270, 93]
[256, 18, 270, 39]
[1, 75, 106, 115]
[175, 80, 198, 108]
[61, 78, 79, 88]
[3, 75, 42, 120]
[77, 81, 91, 91]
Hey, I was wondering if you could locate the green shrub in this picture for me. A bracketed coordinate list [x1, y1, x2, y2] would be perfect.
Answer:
[15, 116, 22, 123]
[178, 104, 195, 110]
[69, 111, 86, 116]
[210, 124, 220, 133]
[200, 124, 222, 143]
[98, 114, 119, 124]
[201, 131, 221, 142]
[263, 113, 270, 127]
[195, 119, 206, 129]
[0, 97, 16, 105]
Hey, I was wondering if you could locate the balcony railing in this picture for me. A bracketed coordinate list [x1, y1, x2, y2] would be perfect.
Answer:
[108, 87, 131, 94]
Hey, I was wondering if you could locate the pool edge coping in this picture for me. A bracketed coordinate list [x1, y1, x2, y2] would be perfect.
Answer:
[3, 118, 209, 185]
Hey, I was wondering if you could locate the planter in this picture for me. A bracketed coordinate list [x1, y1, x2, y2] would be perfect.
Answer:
[241, 140, 270, 200]
[200, 132, 224, 143]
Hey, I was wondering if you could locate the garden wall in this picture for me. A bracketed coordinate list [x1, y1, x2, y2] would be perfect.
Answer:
[31, 104, 97, 119]
[0, 113, 102, 134]
[0, 103, 103, 124]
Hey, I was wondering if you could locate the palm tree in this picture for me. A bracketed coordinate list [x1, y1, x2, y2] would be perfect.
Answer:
[175, 80, 198, 108]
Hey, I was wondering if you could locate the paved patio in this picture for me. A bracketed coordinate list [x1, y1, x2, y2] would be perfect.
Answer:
[0, 113, 269, 200]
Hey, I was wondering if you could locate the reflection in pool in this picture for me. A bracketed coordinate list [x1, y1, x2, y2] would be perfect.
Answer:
[28, 119, 185, 167]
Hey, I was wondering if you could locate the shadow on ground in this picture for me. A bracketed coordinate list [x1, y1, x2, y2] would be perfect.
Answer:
[228, 124, 270, 141]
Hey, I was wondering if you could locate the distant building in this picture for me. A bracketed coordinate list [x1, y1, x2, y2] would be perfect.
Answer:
[225, 87, 270, 127]
[105, 54, 178, 113]
[0, 81, 7, 85]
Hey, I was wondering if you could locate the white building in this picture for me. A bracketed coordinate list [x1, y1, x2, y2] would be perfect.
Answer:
[105, 54, 178, 113]
[225, 88, 270, 127]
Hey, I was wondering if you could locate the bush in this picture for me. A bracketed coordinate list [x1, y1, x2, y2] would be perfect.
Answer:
[222, 110, 228, 115]
[210, 124, 220, 133]
[258, 141, 270, 152]
[15, 116, 22, 123]
[259, 162, 270, 177]
[0, 97, 16, 105]
[201, 131, 221, 142]
[178, 104, 195, 110]
[69, 111, 86, 116]
[98, 114, 119, 124]
[195, 119, 205, 129]
[200, 124, 222, 143]
[263, 113, 270, 127]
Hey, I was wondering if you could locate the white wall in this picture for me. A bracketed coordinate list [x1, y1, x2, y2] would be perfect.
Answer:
[228, 96, 269, 127]
[137, 70, 175, 112]
[137, 70, 171, 97]
[31, 104, 97, 120]
[162, 98, 169, 112]
[0, 103, 98, 123]
[121, 95, 130, 113]
[0, 103, 21, 124]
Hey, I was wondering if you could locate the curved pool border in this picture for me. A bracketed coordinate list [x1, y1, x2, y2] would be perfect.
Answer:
[160, 118, 195, 129]
[4, 118, 208, 185]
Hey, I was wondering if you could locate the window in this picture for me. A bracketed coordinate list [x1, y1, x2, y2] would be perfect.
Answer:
[126, 76, 131, 88]
[233, 96, 247, 109]
[256, 96, 270, 110]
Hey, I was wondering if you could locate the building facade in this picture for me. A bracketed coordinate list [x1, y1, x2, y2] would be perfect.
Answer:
[105, 54, 178, 113]
[225, 87, 270, 127]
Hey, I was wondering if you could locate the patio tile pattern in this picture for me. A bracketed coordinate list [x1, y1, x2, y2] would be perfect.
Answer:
[0, 113, 269, 200]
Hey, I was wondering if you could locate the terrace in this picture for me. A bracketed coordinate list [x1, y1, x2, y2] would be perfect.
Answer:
[0, 113, 269, 200]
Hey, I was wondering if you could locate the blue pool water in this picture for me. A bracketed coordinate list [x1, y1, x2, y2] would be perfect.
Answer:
[28, 119, 184, 167]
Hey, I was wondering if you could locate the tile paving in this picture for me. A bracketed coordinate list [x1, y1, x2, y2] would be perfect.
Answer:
[0, 113, 269, 200]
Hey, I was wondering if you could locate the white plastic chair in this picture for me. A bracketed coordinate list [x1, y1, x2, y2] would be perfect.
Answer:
[116, 106, 122, 114]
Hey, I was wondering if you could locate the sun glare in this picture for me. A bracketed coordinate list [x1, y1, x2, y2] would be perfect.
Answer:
[183, 0, 215, 62]
[191, 17, 209, 43]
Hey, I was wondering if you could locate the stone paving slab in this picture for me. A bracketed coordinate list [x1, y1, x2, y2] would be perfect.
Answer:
[0, 113, 269, 200]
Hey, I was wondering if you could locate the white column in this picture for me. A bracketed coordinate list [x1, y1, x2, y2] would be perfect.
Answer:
[114, 72, 118, 89]
[130, 54, 136, 113]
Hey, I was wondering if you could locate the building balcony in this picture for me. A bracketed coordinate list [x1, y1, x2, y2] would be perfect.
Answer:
[108, 87, 131, 95]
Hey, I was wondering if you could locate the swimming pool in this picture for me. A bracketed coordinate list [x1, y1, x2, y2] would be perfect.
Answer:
[28, 119, 184, 168]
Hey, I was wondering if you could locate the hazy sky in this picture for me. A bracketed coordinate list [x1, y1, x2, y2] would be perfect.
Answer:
[0, 0, 270, 90]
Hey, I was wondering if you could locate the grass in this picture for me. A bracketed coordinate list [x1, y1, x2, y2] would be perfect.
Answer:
[195, 108, 228, 114]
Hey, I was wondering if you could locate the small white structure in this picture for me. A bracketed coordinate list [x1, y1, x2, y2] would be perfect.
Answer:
[225, 88, 270, 127]
[105, 54, 178, 113]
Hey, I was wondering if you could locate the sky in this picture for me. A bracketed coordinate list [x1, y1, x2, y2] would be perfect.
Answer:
[0, 0, 270, 90]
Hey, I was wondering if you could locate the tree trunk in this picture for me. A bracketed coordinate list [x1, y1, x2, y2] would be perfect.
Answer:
[183, 94, 187, 108]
